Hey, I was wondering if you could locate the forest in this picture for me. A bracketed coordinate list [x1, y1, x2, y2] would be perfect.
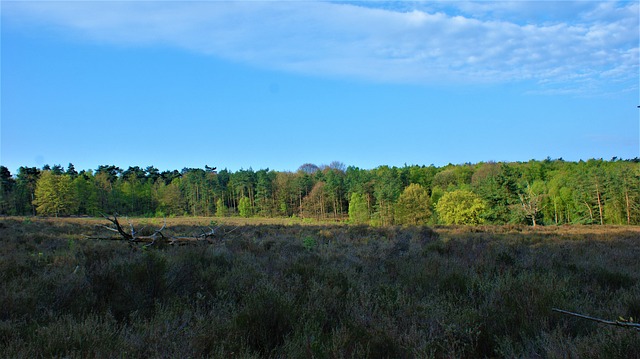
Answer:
[0, 158, 638, 226]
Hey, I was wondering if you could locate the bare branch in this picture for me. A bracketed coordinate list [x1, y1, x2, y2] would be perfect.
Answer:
[126, 217, 136, 239]
[553, 308, 640, 331]
[95, 215, 232, 246]
[101, 213, 133, 240]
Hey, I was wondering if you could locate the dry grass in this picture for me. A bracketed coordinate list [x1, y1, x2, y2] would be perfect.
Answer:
[3, 215, 347, 228]
[7, 215, 638, 237]
[1, 216, 638, 358]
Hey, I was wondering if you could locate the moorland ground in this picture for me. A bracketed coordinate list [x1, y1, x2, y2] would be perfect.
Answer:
[1, 216, 639, 358]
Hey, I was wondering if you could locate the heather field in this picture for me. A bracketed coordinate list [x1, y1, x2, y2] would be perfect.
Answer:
[1, 217, 639, 358]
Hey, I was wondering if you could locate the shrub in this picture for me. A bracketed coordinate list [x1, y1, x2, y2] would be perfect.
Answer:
[2, 218, 639, 357]
[233, 285, 296, 355]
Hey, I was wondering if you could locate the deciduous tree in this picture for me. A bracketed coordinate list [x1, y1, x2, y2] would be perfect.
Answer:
[238, 196, 253, 218]
[394, 183, 432, 225]
[436, 190, 486, 225]
[216, 197, 227, 217]
[302, 181, 327, 219]
[157, 179, 184, 216]
[33, 171, 78, 216]
[517, 181, 546, 227]
[348, 192, 369, 224]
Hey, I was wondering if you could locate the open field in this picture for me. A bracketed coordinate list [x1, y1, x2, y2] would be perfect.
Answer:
[1, 217, 639, 358]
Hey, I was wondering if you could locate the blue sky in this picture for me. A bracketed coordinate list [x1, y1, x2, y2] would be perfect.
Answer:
[1, 1, 638, 174]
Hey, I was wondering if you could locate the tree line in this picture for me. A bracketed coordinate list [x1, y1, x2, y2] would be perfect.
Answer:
[0, 158, 638, 225]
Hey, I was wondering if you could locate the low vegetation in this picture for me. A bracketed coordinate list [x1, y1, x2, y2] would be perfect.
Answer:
[1, 217, 639, 357]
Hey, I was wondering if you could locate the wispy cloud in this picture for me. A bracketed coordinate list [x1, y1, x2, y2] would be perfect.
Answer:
[4, 1, 638, 94]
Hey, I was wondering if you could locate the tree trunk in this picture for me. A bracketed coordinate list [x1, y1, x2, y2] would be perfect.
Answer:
[299, 192, 303, 217]
[625, 189, 631, 225]
[584, 201, 593, 223]
[595, 183, 603, 225]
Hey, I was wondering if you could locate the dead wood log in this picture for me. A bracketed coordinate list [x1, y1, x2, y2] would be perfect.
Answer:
[96, 214, 231, 247]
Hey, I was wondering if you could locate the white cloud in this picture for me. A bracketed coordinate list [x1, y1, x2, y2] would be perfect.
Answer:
[4, 1, 638, 93]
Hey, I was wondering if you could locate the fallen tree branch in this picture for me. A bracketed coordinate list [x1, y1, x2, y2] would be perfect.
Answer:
[553, 308, 640, 331]
[102, 213, 133, 240]
[96, 214, 237, 246]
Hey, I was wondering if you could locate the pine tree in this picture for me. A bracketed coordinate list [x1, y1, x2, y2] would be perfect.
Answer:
[0, 166, 15, 215]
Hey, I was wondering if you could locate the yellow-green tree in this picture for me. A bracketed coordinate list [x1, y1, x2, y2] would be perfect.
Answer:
[216, 197, 227, 217]
[238, 196, 252, 218]
[156, 179, 184, 216]
[436, 190, 486, 225]
[394, 184, 432, 225]
[33, 171, 78, 216]
[348, 192, 369, 224]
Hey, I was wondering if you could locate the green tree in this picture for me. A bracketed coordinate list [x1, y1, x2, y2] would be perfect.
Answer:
[146, 166, 161, 183]
[436, 190, 486, 225]
[73, 172, 99, 215]
[294, 171, 315, 217]
[214, 169, 233, 213]
[232, 168, 257, 214]
[474, 163, 521, 224]
[15, 166, 40, 215]
[573, 160, 607, 224]
[181, 168, 208, 216]
[238, 196, 252, 218]
[373, 166, 402, 226]
[517, 181, 547, 227]
[345, 166, 374, 215]
[0, 166, 16, 215]
[216, 197, 227, 217]
[324, 168, 346, 219]
[274, 171, 298, 217]
[432, 168, 457, 190]
[121, 170, 146, 215]
[157, 179, 184, 216]
[546, 169, 576, 225]
[33, 171, 78, 216]
[255, 169, 277, 216]
[50, 164, 64, 175]
[406, 165, 438, 190]
[600, 161, 640, 225]
[348, 192, 369, 224]
[94, 165, 122, 213]
[301, 182, 327, 219]
[609, 162, 640, 224]
[394, 183, 432, 225]
[66, 163, 78, 178]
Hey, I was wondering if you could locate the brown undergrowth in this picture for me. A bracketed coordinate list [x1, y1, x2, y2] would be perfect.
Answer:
[1, 217, 638, 358]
